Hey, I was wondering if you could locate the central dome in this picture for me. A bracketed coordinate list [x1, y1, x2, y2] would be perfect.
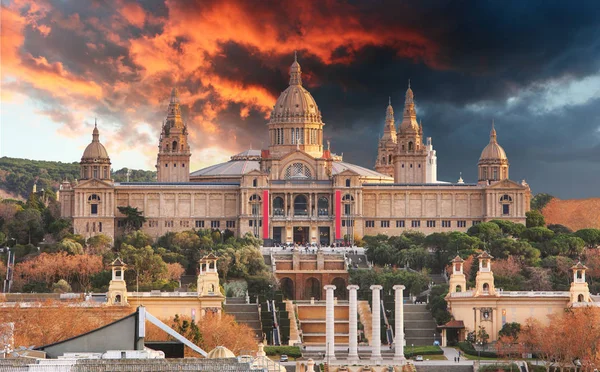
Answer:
[82, 124, 110, 160]
[479, 126, 507, 161]
[269, 56, 322, 124]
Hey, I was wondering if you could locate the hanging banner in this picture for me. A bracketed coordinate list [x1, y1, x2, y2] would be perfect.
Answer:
[263, 190, 269, 239]
[335, 190, 341, 240]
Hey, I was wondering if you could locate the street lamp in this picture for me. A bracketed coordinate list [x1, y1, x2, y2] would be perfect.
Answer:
[411, 343, 414, 359]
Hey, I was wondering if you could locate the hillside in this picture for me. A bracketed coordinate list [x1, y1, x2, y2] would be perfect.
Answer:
[0, 157, 156, 198]
[542, 197, 600, 231]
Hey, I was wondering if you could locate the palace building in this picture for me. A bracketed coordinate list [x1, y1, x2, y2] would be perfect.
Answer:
[60, 56, 531, 244]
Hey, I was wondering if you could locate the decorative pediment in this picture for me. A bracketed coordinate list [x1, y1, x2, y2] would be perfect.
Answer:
[73, 178, 114, 190]
[278, 148, 316, 164]
[485, 179, 526, 190]
[334, 168, 360, 177]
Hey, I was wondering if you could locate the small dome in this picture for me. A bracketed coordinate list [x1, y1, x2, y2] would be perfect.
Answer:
[479, 125, 507, 161]
[82, 123, 110, 160]
[207, 346, 236, 359]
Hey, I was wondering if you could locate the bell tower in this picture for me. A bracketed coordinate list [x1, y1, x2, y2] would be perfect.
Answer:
[474, 252, 496, 296]
[107, 258, 128, 305]
[449, 255, 467, 294]
[394, 82, 428, 183]
[569, 262, 591, 304]
[156, 88, 191, 182]
[197, 253, 221, 297]
[374, 98, 397, 177]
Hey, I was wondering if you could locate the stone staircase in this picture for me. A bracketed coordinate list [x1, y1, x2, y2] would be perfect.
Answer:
[357, 300, 373, 344]
[285, 300, 301, 345]
[347, 254, 369, 268]
[404, 304, 437, 346]
[296, 301, 350, 345]
[224, 297, 263, 340]
[429, 273, 447, 285]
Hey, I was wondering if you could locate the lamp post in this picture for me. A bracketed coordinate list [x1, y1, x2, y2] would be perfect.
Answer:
[476, 340, 482, 361]
[411, 343, 414, 360]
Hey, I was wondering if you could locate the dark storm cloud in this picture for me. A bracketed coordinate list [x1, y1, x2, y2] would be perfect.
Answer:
[4, 0, 600, 198]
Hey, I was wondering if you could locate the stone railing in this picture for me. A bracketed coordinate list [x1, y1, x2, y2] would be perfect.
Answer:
[128, 291, 198, 297]
[571, 301, 600, 307]
[498, 291, 569, 297]
[449, 291, 474, 298]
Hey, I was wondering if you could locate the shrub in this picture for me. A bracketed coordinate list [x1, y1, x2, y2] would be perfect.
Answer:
[264, 346, 302, 358]
[457, 341, 498, 358]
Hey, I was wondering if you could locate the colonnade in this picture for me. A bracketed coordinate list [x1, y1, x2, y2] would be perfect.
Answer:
[323, 284, 406, 363]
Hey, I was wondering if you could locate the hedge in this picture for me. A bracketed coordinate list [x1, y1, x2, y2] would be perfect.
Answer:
[406, 345, 444, 356]
[458, 341, 498, 358]
[479, 363, 519, 371]
[264, 346, 302, 358]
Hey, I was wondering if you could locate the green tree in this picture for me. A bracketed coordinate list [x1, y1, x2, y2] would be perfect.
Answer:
[170, 314, 203, 345]
[120, 230, 154, 249]
[498, 322, 521, 339]
[52, 279, 72, 293]
[530, 193, 554, 210]
[525, 210, 546, 228]
[574, 228, 600, 249]
[120, 244, 168, 287]
[467, 222, 502, 244]
[489, 220, 525, 237]
[541, 235, 586, 258]
[5, 208, 44, 245]
[547, 224, 573, 235]
[520, 226, 554, 243]
[86, 234, 112, 254]
[117, 206, 147, 231]
[489, 238, 540, 265]
[477, 325, 490, 346]
[57, 238, 84, 255]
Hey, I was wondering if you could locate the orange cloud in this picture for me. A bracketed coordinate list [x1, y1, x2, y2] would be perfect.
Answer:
[119, 1, 146, 27]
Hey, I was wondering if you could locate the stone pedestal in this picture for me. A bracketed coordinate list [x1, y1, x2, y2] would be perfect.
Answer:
[393, 284, 406, 363]
[370, 285, 383, 362]
[324, 284, 336, 361]
[347, 284, 360, 363]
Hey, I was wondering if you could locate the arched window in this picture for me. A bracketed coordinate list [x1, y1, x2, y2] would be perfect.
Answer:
[172, 140, 178, 152]
[500, 194, 512, 215]
[88, 194, 101, 215]
[115, 294, 121, 303]
[318, 197, 329, 216]
[402, 144, 405, 151]
[388, 154, 392, 163]
[273, 197, 284, 216]
[284, 163, 312, 179]
[408, 141, 414, 151]
[382, 156, 386, 165]
[483, 283, 489, 293]
[493, 168, 498, 180]
[93, 166, 98, 179]
[482, 168, 487, 179]
[250, 194, 261, 216]
[500, 195, 512, 202]
[578, 294, 584, 302]
[342, 194, 354, 215]
[103, 167, 108, 179]
[345, 179, 351, 187]
[294, 195, 308, 216]
[455, 285, 462, 293]
[252, 178, 258, 187]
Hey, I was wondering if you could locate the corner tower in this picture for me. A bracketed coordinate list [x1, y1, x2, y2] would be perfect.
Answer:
[374, 98, 397, 177]
[394, 82, 428, 183]
[478, 122, 509, 184]
[268, 54, 324, 158]
[156, 88, 191, 182]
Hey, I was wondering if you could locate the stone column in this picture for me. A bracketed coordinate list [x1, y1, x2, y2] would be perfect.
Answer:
[347, 285, 360, 363]
[370, 284, 383, 362]
[393, 285, 406, 363]
[324, 284, 336, 361]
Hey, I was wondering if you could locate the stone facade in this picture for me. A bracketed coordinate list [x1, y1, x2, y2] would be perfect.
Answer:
[60, 56, 531, 243]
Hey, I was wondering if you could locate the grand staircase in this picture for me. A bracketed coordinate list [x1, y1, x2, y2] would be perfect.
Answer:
[404, 304, 437, 346]
[296, 301, 350, 345]
[224, 297, 263, 340]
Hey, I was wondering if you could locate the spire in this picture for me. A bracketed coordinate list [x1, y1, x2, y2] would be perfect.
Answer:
[170, 87, 180, 103]
[405, 79, 414, 105]
[92, 120, 99, 142]
[490, 120, 497, 143]
[165, 87, 183, 128]
[289, 53, 302, 86]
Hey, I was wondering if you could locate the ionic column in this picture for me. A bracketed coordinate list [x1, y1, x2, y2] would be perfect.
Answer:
[347, 285, 360, 363]
[393, 285, 406, 363]
[324, 284, 336, 361]
[370, 284, 383, 361]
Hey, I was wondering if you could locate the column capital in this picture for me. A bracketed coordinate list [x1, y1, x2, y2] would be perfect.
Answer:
[370, 285, 383, 291]
[347, 284, 359, 291]
[324, 285, 336, 291]
[393, 285, 406, 291]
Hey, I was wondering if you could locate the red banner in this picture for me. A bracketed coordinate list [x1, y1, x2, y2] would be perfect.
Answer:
[263, 190, 269, 239]
[335, 190, 341, 240]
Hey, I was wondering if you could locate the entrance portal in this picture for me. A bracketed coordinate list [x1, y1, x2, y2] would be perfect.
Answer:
[319, 227, 330, 246]
[273, 227, 283, 244]
[293, 226, 309, 245]
[280, 277, 294, 300]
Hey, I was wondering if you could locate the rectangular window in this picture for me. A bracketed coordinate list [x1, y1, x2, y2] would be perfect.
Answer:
[342, 220, 355, 227]
[344, 204, 351, 215]
[211, 221, 220, 228]
[91, 204, 98, 215]
[442, 220, 451, 228]
[411, 220, 421, 228]
[426, 220, 436, 228]
[180, 220, 189, 228]
[396, 220, 405, 228]
[503, 204, 510, 215]
[195, 220, 204, 228]
[472, 220, 481, 226]
[226, 221, 236, 228]
[365, 220, 375, 228]
[381, 220, 390, 228]
[99, 222, 102, 232]
[164, 220, 174, 228]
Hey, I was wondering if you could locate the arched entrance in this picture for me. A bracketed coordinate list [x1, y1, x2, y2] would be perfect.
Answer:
[294, 195, 308, 216]
[332, 277, 347, 300]
[280, 277, 295, 300]
[305, 277, 321, 300]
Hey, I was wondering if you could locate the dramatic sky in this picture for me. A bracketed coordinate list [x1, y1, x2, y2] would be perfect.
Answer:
[1, 0, 600, 199]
